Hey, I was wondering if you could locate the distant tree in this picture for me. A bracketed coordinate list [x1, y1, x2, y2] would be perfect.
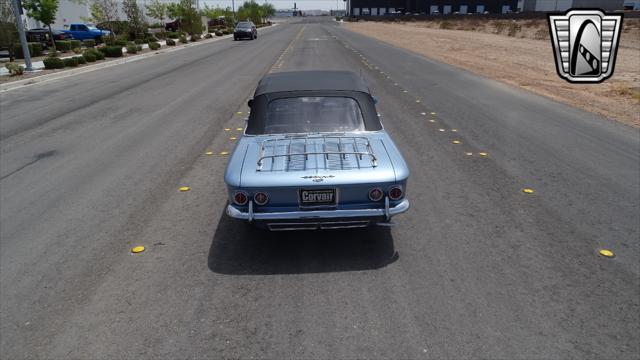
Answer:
[166, 0, 199, 35]
[202, 5, 234, 26]
[260, 2, 275, 20]
[0, 0, 19, 60]
[89, 0, 118, 39]
[237, 1, 263, 24]
[23, 0, 59, 51]
[145, 0, 167, 28]
[165, 2, 180, 19]
[122, 0, 145, 38]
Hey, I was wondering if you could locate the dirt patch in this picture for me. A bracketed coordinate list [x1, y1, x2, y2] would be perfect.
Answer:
[345, 19, 640, 127]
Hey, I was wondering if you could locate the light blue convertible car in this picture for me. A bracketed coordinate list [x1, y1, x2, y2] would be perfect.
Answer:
[224, 71, 410, 230]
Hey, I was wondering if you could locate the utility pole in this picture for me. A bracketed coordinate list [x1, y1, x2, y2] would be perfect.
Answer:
[12, 0, 32, 71]
[232, 0, 236, 21]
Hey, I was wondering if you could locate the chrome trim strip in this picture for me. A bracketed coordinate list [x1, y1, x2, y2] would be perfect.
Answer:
[384, 196, 390, 221]
[226, 199, 410, 221]
[266, 220, 371, 231]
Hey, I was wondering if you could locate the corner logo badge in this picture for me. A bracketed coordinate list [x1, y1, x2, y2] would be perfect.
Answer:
[548, 9, 623, 83]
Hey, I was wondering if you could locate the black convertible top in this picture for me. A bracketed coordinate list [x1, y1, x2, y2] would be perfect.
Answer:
[254, 71, 370, 96]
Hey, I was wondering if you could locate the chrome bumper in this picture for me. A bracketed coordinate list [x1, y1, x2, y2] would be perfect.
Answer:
[226, 198, 410, 223]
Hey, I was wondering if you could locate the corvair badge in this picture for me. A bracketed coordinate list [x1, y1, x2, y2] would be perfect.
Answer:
[301, 175, 335, 182]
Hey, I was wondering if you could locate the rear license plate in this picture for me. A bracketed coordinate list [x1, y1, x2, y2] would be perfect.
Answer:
[299, 189, 336, 206]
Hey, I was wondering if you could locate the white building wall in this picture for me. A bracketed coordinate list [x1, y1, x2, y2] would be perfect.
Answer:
[56, 1, 91, 29]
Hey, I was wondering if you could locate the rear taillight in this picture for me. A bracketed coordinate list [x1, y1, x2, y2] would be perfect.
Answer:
[368, 187, 384, 201]
[254, 192, 269, 205]
[233, 191, 248, 206]
[388, 186, 404, 201]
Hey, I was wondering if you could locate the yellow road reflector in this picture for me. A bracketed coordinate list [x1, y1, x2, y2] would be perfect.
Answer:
[131, 246, 145, 253]
[438, 128, 446, 132]
[465, 152, 473, 156]
[430, 112, 436, 115]
[429, 119, 436, 123]
[179, 186, 190, 192]
[402, 90, 408, 93]
[415, 100, 421, 103]
[236, 127, 243, 131]
[451, 129, 458, 132]
[452, 140, 461, 144]
[478, 152, 488, 156]
[229, 137, 237, 140]
[236, 111, 243, 115]
[421, 112, 426, 115]
[220, 151, 229, 155]
[394, 83, 399, 86]
[224, 128, 230, 131]
[205, 151, 214, 156]
[599, 249, 615, 258]
[522, 188, 535, 194]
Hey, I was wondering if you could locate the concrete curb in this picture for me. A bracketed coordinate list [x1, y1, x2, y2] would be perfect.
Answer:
[0, 35, 229, 92]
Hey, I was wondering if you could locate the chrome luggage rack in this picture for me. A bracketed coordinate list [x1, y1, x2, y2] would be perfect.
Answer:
[256, 134, 378, 171]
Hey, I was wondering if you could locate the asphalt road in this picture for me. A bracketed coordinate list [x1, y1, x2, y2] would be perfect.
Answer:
[1, 17, 638, 359]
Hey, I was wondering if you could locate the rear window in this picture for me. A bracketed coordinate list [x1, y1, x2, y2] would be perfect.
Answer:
[264, 97, 365, 134]
[237, 23, 251, 28]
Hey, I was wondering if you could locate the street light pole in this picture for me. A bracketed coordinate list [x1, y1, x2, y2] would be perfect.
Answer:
[232, 0, 236, 22]
[12, 0, 32, 71]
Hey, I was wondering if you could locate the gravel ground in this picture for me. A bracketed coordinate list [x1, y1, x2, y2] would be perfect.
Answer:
[345, 20, 640, 127]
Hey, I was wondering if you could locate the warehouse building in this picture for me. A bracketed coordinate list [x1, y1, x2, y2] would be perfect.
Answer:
[348, 0, 627, 15]
[521, 0, 625, 11]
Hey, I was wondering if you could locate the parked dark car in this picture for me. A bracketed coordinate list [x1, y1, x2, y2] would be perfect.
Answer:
[234, 21, 257, 40]
[207, 16, 226, 27]
[26, 28, 74, 48]
[165, 19, 181, 32]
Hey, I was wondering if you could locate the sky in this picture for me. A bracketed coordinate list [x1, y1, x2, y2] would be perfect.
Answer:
[200, 0, 347, 11]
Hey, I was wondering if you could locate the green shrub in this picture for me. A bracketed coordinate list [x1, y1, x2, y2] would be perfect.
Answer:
[179, 35, 187, 43]
[167, 32, 179, 39]
[107, 38, 127, 47]
[190, 34, 199, 42]
[215, 30, 223, 36]
[83, 39, 96, 48]
[204, 33, 212, 38]
[5, 63, 24, 76]
[69, 40, 81, 49]
[43, 57, 65, 69]
[32, 42, 43, 56]
[148, 41, 160, 50]
[83, 52, 96, 62]
[222, 29, 231, 35]
[145, 36, 158, 42]
[63, 57, 79, 67]
[13, 42, 44, 58]
[134, 38, 144, 44]
[55, 40, 71, 51]
[72, 47, 83, 54]
[95, 50, 106, 60]
[100, 45, 123, 57]
[136, 44, 142, 51]
[165, 39, 176, 46]
[75, 56, 86, 64]
[126, 44, 138, 54]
